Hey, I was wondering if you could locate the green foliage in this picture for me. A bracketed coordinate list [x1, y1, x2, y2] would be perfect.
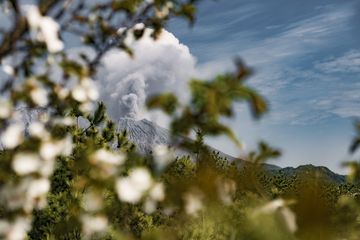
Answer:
[0, 0, 359, 240]
[147, 93, 179, 115]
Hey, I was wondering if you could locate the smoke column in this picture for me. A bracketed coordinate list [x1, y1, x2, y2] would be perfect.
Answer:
[97, 29, 196, 122]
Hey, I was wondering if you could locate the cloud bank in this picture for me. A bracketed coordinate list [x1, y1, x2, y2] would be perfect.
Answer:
[97, 29, 196, 123]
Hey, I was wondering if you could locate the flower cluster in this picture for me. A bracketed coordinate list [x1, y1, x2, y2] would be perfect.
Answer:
[24, 5, 64, 53]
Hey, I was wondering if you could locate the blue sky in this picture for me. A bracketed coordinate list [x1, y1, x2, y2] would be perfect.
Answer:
[168, 0, 360, 173]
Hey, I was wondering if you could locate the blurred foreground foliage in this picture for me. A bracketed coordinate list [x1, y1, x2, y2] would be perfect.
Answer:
[0, 0, 359, 240]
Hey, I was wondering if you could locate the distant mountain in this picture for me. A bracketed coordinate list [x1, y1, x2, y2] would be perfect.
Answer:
[116, 118, 349, 182]
[15, 109, 346, 183]
[116, 118, 172, 154]
[116, 118, 281, 170]
[274, 164, 347, 184]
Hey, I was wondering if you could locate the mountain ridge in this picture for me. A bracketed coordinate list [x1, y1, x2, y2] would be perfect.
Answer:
[117, 118, 346, 183]
[15, 109, 346, 183]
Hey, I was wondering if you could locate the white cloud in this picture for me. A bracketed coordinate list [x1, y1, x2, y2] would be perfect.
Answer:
[315, 50, 360, 73]
[98, 29, 196, 126]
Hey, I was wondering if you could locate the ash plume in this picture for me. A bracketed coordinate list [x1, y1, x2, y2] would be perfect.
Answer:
[97, 29, 196, 122]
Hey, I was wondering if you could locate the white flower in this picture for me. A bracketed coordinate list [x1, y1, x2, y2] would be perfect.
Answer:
[12, 153, 41, 175]
[116, 168, 153, 203]
[1, 123, 24, 149]
[2, 64, 14, 76]
[143, 182, 165, 213]
[39, 17, 64, 53]
[184, 192, 203, 216]
[144, 199, 157, 214]
[24, 5, 42, 29]
[72, 78, 99, 103]
[28, 122, 48, 138]
[53, 117, 75, 126]
[72, 85, 87, 102]
[27, 178, 50, 199]
[90, 149, 125, 165]
[257, 199, 297, 233]
[129, 168, 153, 192]
[79, 102, 95, 113]
[149, 182, 165, 202]
[38, 137, 72, 176]
[0, 99, 12, 119]
[24, 5, 64, 53]
[153, 144, 173, 169]
[117, 27, 126, 35]
[82, 191, 103, 212]
[23, 178, 50, 212]
[134, 23, 145, 30]
[40, 141, 60, 161]
[259, 199, 286, 213]
[81, 215, 108, 237]
[57, 87, 69, 99]
[0, 177, 50, 213]
[39, 157, 55, 177]
[116, 178, 143, 203]
[61, 135, 73, 156]
[40, 136, 73, 161]
[216, 178, 236, 205]
[30, 87, 48, 107]
[6, 217, 31, 240]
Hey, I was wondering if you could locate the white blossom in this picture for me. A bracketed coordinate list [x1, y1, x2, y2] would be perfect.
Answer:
[22, 178, 50, 212]
[116, 168, 153, 203]
[184, 192, 203, 216]
[216, 178, 236, 205]
[81, 215, 108, 237]
[149, 182, 165, 202]
[40, 135, 73, 161]
[90, 149, 125, 165]
[0, 99, 12, 119]
[72, 85, 87, 102]
[153, 144, 173, 169]
[257, 199, 297, 233]
[82, 191, 103, 212]
[2, 64, 14, 76]
[24, 5, 64, 53]
[116, 178, 144, 203]
[144, 182, 165, 213]
[39, 17, 64, 53]
[24, 5, 42, 29]
[30, 87, 48, 107]
[117, 27, 126, 35]
[144, 199, 157, 214]
[134, 23, 145, 30]
[27, 178, 50, 200]
[57, 87, 70, 100]
[79, 102, 95, 112]
[5, 217, 31, 240]
[12, 153, 41, 175]
[53, 117, 76, 126]
[1, 123, 24, 149]
[0, 177, 50, 213]
[72, 78, 99, 103]
[28, 122, 48, 138]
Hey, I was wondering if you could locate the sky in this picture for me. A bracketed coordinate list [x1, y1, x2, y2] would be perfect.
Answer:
[3, 0, 359, 173]
[165, 0, 360, 173]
